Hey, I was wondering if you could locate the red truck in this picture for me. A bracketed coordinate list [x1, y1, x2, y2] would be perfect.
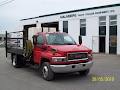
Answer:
[5, 31, 93, 81]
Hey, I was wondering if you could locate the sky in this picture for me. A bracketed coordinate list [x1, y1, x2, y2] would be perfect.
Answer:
[0, 0, 120, 34]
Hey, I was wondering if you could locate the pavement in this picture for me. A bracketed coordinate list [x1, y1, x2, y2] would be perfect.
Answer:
[0, 48, 120, 90]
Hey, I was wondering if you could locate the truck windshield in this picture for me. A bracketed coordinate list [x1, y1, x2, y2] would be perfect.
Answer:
[46, 33, 76, 45]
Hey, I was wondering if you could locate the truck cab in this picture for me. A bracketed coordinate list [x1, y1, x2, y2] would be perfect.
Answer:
[32, 32, 93, 80]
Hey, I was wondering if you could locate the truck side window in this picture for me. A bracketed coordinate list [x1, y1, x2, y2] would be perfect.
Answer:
[37, 35, 44, 45]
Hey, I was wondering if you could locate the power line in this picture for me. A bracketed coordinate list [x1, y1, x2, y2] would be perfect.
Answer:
[0, 0, 15, 7]
[0, 0, 15, 6]
[0, 0, 11, 4]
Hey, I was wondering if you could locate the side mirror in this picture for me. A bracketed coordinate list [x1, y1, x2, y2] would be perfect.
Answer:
[79, 36, 82, 45]
[33, 36, 37, 45]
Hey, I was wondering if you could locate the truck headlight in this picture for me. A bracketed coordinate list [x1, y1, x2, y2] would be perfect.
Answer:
[88, 53, 93, 59]
[52, 57, 67, 62]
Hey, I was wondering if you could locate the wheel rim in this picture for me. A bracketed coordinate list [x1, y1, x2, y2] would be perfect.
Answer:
[12, 56, 16, 66]
[42, 66, 48, 78]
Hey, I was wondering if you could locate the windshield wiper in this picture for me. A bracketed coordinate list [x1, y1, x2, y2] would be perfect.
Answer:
[52, 42, 64, 45]
[64, 43, 74, 45]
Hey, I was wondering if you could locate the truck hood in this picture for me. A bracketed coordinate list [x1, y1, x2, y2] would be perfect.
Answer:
[49, 44, 92, 53]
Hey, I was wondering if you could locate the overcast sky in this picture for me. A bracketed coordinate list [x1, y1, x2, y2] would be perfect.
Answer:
[0, 0, 120, 33]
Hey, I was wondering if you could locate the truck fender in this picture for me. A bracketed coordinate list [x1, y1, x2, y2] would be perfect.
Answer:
[40, 58, 50, 65]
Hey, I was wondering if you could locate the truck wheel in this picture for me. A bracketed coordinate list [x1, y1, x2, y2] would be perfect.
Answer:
[41, 62, 54, 81]
[12, 55, 21, 68]
[78, 69, 90, 76]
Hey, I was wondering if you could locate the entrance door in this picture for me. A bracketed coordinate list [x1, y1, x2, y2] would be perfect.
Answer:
[99, 36, 105, 53]
[109, 26, 117, 54]
[23, 24, 36, 46]
[109, 15, 117, 54]
[41, 22, 59, 32]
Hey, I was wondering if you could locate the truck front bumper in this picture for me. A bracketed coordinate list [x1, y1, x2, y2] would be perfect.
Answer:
[50, 61, 93, 73]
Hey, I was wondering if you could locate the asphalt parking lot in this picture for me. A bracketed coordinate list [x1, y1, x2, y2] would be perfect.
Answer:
[0, 48, 120, 90]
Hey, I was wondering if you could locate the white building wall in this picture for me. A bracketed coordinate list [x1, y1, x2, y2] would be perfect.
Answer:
[82, 36, 92, 49]
[106, 16, 110, 54]
[59, 21, 63, 32]
[36, 22, 41, 28]
[82, 17, 99, 52]
[117, 15, 120, 55]
[86, 17, 99, 36]
[68, 19, 80, 43]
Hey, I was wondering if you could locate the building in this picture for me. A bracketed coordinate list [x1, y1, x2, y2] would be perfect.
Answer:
[20, 3, 120, 55]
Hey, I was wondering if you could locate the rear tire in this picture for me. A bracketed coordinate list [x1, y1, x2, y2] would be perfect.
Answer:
[11, 54, 25, 68]
[41, 62, 54, 81]
[12, 54, 20, 68]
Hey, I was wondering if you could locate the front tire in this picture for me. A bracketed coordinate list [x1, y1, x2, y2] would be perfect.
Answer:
[41, 62, 54, 81]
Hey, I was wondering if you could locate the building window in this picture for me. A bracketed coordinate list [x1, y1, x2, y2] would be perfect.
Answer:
[109, 15, 117, 36]
[99, 16, 106, 35]
[63, 21, 68, 33]
[109, 26, 117, 35]
[109, 15, 117, 26]
[80, 19, 86, 36]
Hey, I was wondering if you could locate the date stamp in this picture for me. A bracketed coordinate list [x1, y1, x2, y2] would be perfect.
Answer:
[91, 75, 115, 82]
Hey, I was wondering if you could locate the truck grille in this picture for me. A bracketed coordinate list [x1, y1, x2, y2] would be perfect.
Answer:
[67, 52, 88, 61]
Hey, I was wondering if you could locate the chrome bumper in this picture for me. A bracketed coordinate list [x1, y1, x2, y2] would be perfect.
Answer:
[50, 61, 93, 73]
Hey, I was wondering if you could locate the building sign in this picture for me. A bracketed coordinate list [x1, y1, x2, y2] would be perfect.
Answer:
[60, 14, 77, 18]
[60, 9, 115, 19]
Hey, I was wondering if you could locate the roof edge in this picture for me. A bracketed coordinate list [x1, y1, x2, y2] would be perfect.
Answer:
[21, 3, 120, 21]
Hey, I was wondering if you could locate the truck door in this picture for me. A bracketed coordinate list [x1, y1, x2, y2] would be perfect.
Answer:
[33, 35, 44, 64]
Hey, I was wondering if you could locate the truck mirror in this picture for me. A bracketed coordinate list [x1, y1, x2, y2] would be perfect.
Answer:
[33, 36, 37, 45]
[79, 36, 82, 45]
